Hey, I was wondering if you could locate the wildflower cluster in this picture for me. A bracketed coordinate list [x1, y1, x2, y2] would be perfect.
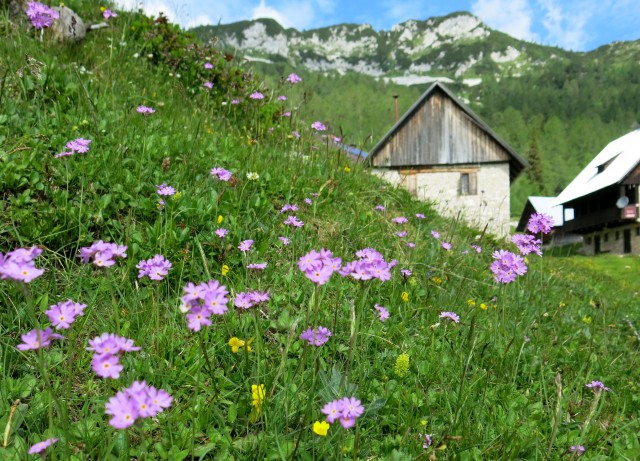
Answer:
[45, 299, 87, 329]
[374, 304, 390, 321]
[25, 1, 59, 29]
[300, 326, 332, 346]
[17, 327, 63, 351]
[228, 337, 252, 353]
[238, 239, 254, 252]
[439, 311, 460, 323]
[210, 167, 233, 181]
[55, 138, 92, 158]
[137, 254, 172, 281]
[340, 248, 395, 282]
[286, 73, 302, 84]
[284, 215, 304, 227]
[136, 105, 155, 115]
[311, 121, 326, 131]
[156, 183, 176, 196]
[490, 250, 527, 284]
[0, 246, 44, 283]
[392, 216, 408, 224]
[102, 9, 118, 19]
[179, 280, 229, 331]
[511, 234, 542, 256]
[87, 333, 141, 379]
[250, 384, 266, 420]
[298, 249, 340, 285]
[527, 212, 554, 234]
[234, 290, 269, 309]
[246, 262, 267, 270]
[321, 397, 365, 429]
[78, 241, 127, 267]
[586, 380, 610, 392]
[105, 381, 172, 429]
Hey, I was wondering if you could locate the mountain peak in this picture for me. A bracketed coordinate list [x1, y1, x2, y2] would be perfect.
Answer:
[192, 12, 568, 84]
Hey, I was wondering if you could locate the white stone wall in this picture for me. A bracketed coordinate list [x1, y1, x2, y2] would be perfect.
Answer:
[582, 223, 640, 255]
[372, 163, 511, 237]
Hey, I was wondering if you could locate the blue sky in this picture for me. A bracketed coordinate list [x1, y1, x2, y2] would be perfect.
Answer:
[115, 0, 639, 51]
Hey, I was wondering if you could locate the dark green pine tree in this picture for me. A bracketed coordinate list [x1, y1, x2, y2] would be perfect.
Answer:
[526, 129, 546, 194]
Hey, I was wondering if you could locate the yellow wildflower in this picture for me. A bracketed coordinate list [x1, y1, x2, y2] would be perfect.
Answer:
[313, 421, 330, 436]
[171, 191, 182, 201]
[401, 291, 409, 302]
[582, 316, 592, 324]
[480, 303, 488, 310]
[100, 6, 106, 12]
[467, 299, 476, 307]
[344, 166, 351, 173]
[217, 215, 224, 224]
[221, 264, 230, 276]
[394, 353, 410, 377]
[431, 276, 442, 285]
[228, 337, 245, 353]
[251, 384, 265, 409]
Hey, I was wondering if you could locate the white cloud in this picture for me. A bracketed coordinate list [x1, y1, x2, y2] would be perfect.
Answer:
[252, 0, 290, 26]
[471, 0, 539, 42]
[538, 0, 591, 50]
[250, 0, 326, 30]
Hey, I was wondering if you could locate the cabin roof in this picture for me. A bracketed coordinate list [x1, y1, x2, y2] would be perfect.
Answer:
[554, 129, 640, 206]
[367, 82, 528, 178]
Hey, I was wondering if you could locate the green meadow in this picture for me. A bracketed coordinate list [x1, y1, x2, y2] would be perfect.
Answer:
[1, 3, 639, 460]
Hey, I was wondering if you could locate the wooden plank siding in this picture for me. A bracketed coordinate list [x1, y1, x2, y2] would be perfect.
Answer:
[371, 91, 512, 168]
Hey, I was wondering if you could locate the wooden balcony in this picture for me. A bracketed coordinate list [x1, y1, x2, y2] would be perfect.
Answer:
[562, 205, 639, 233]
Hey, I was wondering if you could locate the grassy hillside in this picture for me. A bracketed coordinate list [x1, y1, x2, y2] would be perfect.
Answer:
[1, 4, 639, 460]
[202, 18, 640, 215]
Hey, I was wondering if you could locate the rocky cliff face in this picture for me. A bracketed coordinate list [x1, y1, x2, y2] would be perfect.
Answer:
[192, 12, 575, 86]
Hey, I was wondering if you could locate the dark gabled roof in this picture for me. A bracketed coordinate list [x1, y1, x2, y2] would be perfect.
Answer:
[367, 81, 528, 179]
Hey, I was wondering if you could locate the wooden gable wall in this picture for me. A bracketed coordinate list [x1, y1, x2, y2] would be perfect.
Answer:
[371, 89, 512, 168]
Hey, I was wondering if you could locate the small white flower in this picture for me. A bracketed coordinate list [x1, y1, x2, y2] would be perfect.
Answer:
[246, 172, 259, 181]
[133, 53, 140, 58]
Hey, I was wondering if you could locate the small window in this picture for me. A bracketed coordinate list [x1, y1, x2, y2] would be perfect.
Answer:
[615, 231, 620, 240]
[460, 172, 477, 196]
[604, 233, 609, 242]
[585, 236, 592, 245]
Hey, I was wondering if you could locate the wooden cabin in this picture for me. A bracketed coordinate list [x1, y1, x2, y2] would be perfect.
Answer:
[367, 82, 527, 237]
[555, 129, 640, 255]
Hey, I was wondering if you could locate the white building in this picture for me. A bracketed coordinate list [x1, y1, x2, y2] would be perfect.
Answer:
[367, 82, 528, 237]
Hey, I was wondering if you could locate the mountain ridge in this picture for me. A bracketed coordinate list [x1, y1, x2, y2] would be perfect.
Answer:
[191, 11, 616, 85]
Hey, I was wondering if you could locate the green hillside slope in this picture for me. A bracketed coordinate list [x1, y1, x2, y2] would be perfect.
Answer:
[194, 17, 640, 214]
[1, 4, 639, 460]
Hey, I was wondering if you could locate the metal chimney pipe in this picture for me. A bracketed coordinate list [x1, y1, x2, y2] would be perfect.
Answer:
[393, 94, 399, 122]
